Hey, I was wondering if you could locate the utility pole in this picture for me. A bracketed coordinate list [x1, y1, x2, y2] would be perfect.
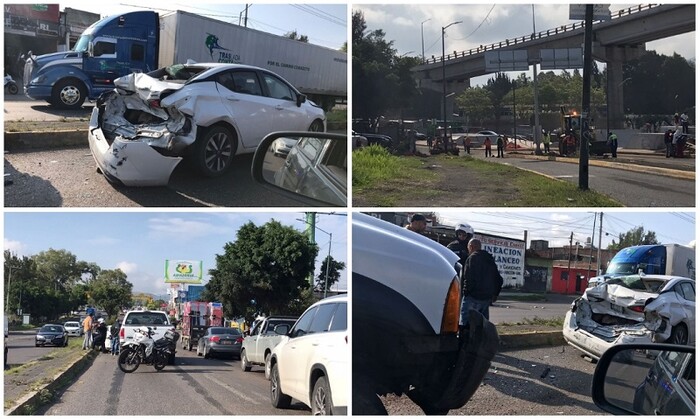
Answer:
[531, 5, 542, 154]
[579, 5, 593, 190]
[323, 234, 332, 299]
[567, 232, 573, 294]
[244, 4, 250, 28]
[441, 21, 462, 153]
[588, 213, 596, 275]
[597, 213, 604, 274]
[305, 212, 316, 290]
[421, 18, 431, 63]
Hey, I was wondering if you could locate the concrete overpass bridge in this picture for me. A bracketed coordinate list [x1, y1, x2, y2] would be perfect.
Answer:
[414, 4, 695, 129]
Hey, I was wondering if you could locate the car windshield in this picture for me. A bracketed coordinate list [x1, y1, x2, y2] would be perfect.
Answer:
[606, 262, 638, 275]
[40, 325, 62, 333]
[210, 328, 241, 336]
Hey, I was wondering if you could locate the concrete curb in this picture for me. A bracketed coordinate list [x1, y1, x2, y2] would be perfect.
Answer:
[5, 130, 87, 151]
[498, 331, 565, 350]
[4, 350, 95, 415]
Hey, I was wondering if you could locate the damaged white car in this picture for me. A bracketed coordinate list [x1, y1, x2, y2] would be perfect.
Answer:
[563, 274, 695, 360]
[88, 63, 326, 186]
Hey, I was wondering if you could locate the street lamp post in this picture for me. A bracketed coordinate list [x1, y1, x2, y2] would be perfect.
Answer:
[315, 226, 334, 298]
[442, 21, 462, 153]
[421, 18, 431, 62]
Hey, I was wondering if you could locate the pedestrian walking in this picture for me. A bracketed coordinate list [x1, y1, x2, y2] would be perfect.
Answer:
[459, 238, 503, 331]
[82, 315, 93, 350]
[664, 129, 674, 158]
[607, 131, 618, 158]
[484, 137, 492, 157]
[496, 135, 504, 158]
[543, 131, 551, 153]
[680, 112, 689, 134]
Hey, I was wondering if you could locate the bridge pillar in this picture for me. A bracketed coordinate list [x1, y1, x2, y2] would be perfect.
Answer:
[418, 78, 471, 122]
[593, 45, 645, 130]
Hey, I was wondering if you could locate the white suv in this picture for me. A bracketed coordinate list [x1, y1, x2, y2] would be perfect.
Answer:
[269, 294, 348, 415]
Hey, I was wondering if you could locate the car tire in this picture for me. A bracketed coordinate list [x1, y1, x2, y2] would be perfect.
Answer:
[51, 78, 86, 109]
[196, 345, 201, 357]
[35, 342, 39, 347]
[203, 347, 210, 359]
[668, 324, 689, 345]
[270, 363, 292, 409]
[241, 349, 251, 372]
[308, 119, 324, 132]
[168, 353, 175, 365]
[193, 125, 236, 178]
[311, 375, 333, 415]
[264, 352, 272, 379]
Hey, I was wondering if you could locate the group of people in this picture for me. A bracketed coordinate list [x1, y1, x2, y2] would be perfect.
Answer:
[81, 314, 121, 355]
[406, 215, 504, 332]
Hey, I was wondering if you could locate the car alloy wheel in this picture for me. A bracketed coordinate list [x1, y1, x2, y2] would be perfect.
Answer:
[195, 125, 236, 177]
[311, 376, 332, 415]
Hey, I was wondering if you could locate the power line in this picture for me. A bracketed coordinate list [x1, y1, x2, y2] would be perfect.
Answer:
[454, 4, 496, 41]
[290, 4, 345, 26]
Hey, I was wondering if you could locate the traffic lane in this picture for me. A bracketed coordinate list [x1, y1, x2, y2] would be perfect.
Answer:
[42, 350, 308, 415]
[502, 158, 694, 207]
[490, 298, 574, 325]
[5, 331, 71, 366]
[4, 147, 303, 207]
[4, 95, 93, 121]
[381, 345, 605, 415]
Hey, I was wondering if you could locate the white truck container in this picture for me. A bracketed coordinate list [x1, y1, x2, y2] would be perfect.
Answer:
[158, 10, 347, 108]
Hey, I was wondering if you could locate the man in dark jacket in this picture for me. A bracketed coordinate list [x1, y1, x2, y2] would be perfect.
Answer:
[447, 223, 474, 266]
[459, 238, 503, 329]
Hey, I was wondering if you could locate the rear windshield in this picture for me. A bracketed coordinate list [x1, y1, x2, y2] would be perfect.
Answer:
[64, 322, 79, 327]
[124, 312, 169, 326]
[210, 328, 241, 336]
[40, 325, 63, 333]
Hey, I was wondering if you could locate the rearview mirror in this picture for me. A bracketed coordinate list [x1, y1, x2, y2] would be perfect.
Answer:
[273, 324, 290, 335]
[251, 131, 347, 207]
[592, 343, 695, 415]
[296, 94, 307, 107]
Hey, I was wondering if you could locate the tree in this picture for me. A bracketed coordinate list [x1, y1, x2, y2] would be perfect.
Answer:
[485, 73, 513, 126]
[204, 220, 319, 322]
[455, 87, 492, 124]
[284, 30, 309, 43]
[314, 255, 346, 293]
[89, 269, 133, 319]
[607, 226, 659, 251]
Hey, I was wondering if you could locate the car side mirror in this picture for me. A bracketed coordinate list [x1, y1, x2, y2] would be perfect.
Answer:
[273, 324, 290, 335]
[296, 94, 307, 107]
[591, 343, 695, 415]
[251, 131, 347, 207]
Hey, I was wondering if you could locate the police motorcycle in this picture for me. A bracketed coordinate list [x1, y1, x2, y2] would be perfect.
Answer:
[4, 74, 18, 95]
[118, 326, 179, 373]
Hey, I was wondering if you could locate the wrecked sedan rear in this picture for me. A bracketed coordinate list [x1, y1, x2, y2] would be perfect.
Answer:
[88, 63, 326, 186]
[563, 275, 695, 360]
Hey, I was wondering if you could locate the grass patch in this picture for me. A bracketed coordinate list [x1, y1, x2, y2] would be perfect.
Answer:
[499, 316, 564, 328]
[326, 108, 346, 125]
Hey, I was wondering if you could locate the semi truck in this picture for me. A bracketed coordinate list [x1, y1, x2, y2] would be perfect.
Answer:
[589, 243, 696, 286]
[180, 301, 223, 351]
[23, 9, 347, 109]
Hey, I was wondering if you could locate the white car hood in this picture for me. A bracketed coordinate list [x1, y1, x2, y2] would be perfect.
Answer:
[353, 213, 459, 334]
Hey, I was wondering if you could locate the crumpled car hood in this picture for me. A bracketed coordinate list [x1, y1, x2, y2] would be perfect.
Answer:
[583, 282, 658, 322]
[114, 72, 185, 103]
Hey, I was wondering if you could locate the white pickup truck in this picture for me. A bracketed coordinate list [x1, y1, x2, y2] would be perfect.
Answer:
[119, 309, 177, 364]
[240, 315, 298, 379]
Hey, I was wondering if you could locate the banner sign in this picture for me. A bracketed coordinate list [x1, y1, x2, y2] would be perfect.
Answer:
[165, 260, 203, 284]
[475, 234, 526, 287]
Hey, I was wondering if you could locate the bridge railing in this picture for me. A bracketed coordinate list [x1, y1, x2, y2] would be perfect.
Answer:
[422, 4, 659, 65]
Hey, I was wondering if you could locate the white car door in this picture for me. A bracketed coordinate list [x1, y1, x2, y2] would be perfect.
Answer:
[678, 282, 696, 343]
[215, 70, 281, 151]
[260, 72, 312, 132]
[278, 306, 318, 402]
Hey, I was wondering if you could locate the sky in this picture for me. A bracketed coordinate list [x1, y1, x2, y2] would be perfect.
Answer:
[4, 211, 348, 296]
[434, 210, 696, 249]
[58, 2, 348, 50]
[355, 3, 696, 85]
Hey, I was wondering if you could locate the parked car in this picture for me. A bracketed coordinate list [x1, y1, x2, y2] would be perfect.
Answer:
[88, 62, 326, 186]
[563, 274, 695, 360]
[252, 131, 346, 207]
[591, 343, 695, 415]
[352, 132, 368, 150]
[466, 130, 501, 146]
[352, 130, 393, 149]
[352, 213, 498, 415]
[36, 324, 68, 347]
[271, 137, 299, 158]
[63, 321, 82, 337]
[196, 327, 244, 359]
[269, 294, 348, 415]
[240, 315, 298, 378]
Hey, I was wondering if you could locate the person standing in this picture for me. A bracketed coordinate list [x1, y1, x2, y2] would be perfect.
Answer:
[463, 136, 471, 155]
[664, 129, 674, 158]
[110, 319, 121, 356]
[484, 137, 492, 157]
[680, 112, 689, 134]
[607, 131, 618, 158]
[459, 238, 503, 330]
[447, 223, 474, 266]
[405, 213, 428, 234]
[543, 131, 551, 153]
[82, 315, 93, 350]
[496, 135, 504, 158]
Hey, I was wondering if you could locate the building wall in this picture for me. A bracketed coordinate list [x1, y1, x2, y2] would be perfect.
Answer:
[551, 266, 597, 294]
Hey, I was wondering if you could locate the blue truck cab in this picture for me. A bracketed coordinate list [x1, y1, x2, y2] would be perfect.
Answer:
[23, 11, 159, 109]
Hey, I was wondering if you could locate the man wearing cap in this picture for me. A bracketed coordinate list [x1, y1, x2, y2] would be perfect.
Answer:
[405, 213, 427, 234]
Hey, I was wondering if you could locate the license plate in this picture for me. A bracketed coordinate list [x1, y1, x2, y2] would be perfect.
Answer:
[611, 303, 625, 313]
[220, 340, 232, 345]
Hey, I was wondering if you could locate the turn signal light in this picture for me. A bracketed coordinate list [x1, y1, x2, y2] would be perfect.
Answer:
[440, 277, 461, 334]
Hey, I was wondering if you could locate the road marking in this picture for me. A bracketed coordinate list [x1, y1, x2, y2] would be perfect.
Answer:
[206, 376, 261, 404]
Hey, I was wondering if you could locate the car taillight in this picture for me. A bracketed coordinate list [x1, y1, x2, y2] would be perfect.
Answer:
[210, 336, 220, 343]
[119, 327, 124, 339]
[440, 277, 461, 334]
[629, 305, 645, 313]
[235, 337, 243, 344]
[148, 99, 161, 108]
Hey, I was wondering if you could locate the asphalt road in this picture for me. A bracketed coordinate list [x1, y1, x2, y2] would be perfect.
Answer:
[40, 349, 308, 415]
[490, 294, 576, 325]
[4, 94, 93, 121]
[5, 330, 70, 365]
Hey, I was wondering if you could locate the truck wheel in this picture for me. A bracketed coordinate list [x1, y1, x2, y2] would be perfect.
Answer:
[264, 352, 272, 379]
[311, 376, 333, 415]
[51, 79, 86, 109]
[193, 125, 236, 177]
[241, 349, 251, 372]
[270, 363, 292, 408]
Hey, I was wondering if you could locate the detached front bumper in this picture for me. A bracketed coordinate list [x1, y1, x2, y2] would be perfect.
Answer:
[88, 107, 182, 187]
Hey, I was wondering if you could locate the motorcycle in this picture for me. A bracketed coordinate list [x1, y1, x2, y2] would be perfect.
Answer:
[4, 74, 18, 95]
[118, 326, 179, 373]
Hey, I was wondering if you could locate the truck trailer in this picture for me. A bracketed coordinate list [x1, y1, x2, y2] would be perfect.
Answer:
[23, 10, 346, 109]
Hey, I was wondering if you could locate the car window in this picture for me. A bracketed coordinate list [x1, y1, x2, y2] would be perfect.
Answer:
[319, 138, 347, 182]
[677, 282, 695, 302]
[250, 321, 262, 336]
[262, 73, 294, 101]
[299, 138, 325, 161]
[290, 306, 319, 338]
[329, 302, 347, 331]
[267, 319, 294, 332]
[210, 328, 240, 335]
[216, 70, 263, 96]
[308, 303, 339, 334]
